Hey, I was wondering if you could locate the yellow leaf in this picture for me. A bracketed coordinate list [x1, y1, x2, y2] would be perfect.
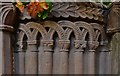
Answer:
[16, 0, 23, 5]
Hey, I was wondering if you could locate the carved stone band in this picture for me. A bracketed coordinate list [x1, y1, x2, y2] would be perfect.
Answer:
[27, 40, 37, 45]
[41, 40, 54, 52]
[0, 25, 13, 32]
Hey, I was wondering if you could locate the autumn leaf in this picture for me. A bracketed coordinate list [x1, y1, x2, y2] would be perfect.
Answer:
[14, 0, 52, 19]
[42, 10, 48, 19]
[40, 2, 49, 10]
[16, 0, 23, 5]
[27, 2, 45, 18]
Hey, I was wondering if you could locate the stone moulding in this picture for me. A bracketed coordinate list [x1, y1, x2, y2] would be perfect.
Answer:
[17, 20, 106, 52]
[51, 2, 104, 21]
[0, 24, 13, 32]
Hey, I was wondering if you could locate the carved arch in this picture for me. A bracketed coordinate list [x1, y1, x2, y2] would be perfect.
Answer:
[25, 22, 47, 40]
[18, 24, 32, 41]
[75, 21, 95, 41]
[91, 23, 106, 45]
[0, 3, 16, 25]
[18, 31, 25, 42]
[58, 20, 81, 40]
[45, 28, 55, 40]
[43, 21, 65, 40]
[17, 24, 32, 51]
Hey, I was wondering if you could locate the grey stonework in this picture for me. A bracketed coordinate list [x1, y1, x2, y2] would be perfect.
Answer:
[0, 2, 120, 75]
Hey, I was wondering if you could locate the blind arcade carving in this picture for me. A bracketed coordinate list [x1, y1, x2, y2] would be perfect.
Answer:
[15, 21, 107, 74]
[1, 2, 120, 75]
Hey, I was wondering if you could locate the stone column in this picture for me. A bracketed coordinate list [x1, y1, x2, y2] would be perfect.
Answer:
[14, 41, 25, 74]
[0, 2, 16, 75]
[41, 40, 53, 74]
[25, 40, 38, 74]
[0, 25, 13, 75]
[99, 43, 110, 74]
[58, 40, 70, 74]
[88, 41, 99, 74]
[74, 40, 86, 74]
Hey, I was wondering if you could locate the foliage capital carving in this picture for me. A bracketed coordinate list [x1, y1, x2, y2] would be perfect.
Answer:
[58, 40, 70, 52]
[88, 41, 99, 52]
[74, 40, 87, 49]
[41, 40, 54, 52]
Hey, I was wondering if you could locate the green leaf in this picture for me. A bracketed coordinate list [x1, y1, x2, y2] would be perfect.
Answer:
[38, 13, 42, 18]
[42, 11, 48, 20]
[22, 2, 30, 5]
[45, 0, 51, 2]
[48, 2, 53, 12]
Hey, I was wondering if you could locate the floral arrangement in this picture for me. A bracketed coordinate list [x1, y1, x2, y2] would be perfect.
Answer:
[14, 0, 52, 19]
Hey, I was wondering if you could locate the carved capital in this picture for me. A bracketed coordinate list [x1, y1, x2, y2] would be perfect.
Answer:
[27, 40, 37, 45]
[16, 41, 24, 52]
[88, 41, 99, 52]
[41, 40, 54, 52]
[26, 40, 38, 52]
[99, 40, 109, 52]
[74, 40, 87, 52]
[58, 40, 70, 52]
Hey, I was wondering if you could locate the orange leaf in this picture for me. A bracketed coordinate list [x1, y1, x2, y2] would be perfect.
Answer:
[40, 2, 49, 10]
